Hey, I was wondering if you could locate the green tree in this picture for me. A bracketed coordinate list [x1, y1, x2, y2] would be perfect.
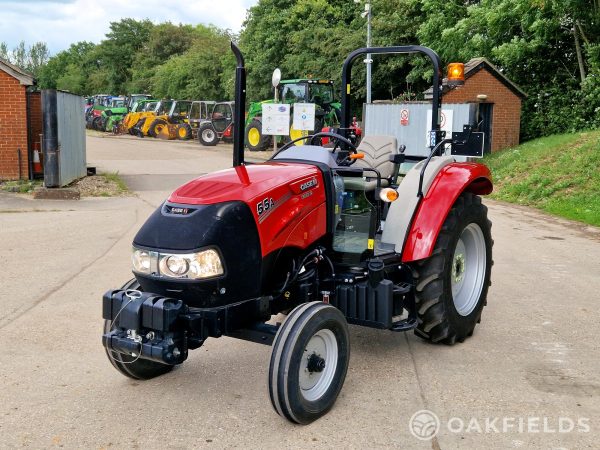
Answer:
[0, 40, 50, 77]
[96, 18, 154, 93]
[38, 41, 97, 93]
[128, 22, 201, 94]
[416, 0, 600, 139]
[26, 42, 50, 77]
[240, 0, 428, 109]
[0, 42, 9, 60]
[152, 27, 234, 100]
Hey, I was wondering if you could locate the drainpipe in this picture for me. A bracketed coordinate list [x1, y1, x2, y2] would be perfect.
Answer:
[25, 88, 33, 180]
[17, 148, 22, 180]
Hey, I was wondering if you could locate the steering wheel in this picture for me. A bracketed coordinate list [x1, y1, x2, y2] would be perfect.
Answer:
[309, 131, 357, 153]
[272, 131, 358, 160]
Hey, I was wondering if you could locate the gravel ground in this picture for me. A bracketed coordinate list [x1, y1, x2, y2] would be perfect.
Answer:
[72, 174, 129, 197]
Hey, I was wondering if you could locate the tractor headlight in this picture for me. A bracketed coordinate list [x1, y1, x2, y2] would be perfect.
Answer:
[162, 255, 189, 277]
[132, 247, 224, 280]
[132, 248, 157, 275]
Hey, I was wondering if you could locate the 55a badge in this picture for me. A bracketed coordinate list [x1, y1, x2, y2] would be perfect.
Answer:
[256, 197, 275, 216]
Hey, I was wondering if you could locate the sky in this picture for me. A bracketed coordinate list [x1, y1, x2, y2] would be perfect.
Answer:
[0, 0, 258, 54]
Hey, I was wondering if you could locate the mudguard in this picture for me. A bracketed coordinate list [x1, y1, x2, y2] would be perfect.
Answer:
[401, 162, 492, 262]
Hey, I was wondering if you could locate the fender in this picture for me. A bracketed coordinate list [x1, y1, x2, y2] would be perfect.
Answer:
[401, 162, 492, 263]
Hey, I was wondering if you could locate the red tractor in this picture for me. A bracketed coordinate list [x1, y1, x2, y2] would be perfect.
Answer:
[197, 101, 235, 146]
[102, 43, 492, 424]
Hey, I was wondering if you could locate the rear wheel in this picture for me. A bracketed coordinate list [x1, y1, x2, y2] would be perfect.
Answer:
[245, 119, 270, 151]
[104, 278, 175, 380]
[412, 193, 492, 344]
[198, 123, 219, 146]
[177, 123, 192, 140]
[269, 301, 350, 424]
[148, 118, 168, 138]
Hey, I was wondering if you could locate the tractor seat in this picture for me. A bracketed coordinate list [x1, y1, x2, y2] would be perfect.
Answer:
[343, 135, 399, 191]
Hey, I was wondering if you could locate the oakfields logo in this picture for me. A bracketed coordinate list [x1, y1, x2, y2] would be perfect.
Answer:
[409, 410, 440, 440]
[409, 410, 590, 440]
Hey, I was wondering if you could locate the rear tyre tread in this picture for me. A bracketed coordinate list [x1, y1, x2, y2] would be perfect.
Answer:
[412, 192, 493, 345]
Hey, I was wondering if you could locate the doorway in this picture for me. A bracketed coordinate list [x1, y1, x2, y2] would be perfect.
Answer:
[477, 103, 493, 154]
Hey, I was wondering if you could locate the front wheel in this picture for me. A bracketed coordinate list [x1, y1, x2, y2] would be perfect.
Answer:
[269, 301, 350, 424]
[198, 123, 219, 146]
[176, 123, 192, 140]
[412, 192, 492, 344]
[245, 119, 270, 151]
[104, 278, 175, 380]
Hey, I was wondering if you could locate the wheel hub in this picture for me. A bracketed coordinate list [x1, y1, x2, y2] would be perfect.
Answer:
[299, 329, 338, 401]
[248, 127, 260, 146]
[453, 252, 466, 284]
[451, 223, 487, 316]
[306, 353, 326, 373]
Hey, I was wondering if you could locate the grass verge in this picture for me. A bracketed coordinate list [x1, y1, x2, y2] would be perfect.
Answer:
[484, 130, 600, 227]
[0, 180, 42, 193]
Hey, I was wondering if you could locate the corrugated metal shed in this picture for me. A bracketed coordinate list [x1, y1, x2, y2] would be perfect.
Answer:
[363, 102, 475, 157]
[42, 90, 86, 187]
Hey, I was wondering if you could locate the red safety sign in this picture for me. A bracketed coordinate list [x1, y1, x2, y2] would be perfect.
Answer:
[400, 108, 409, 126]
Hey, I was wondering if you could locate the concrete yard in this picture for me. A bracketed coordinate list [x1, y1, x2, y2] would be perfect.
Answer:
[0, 134, 598, 449]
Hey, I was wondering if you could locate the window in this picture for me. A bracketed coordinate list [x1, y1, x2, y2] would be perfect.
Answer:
[213, 103, 232, 119]
[309, 84, 334, 104]
[281, 83, 307, 102]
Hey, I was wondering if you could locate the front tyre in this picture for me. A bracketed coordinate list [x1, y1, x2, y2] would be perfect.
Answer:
[176, 123, 192, 140]
[245, 119, 270, 151]
[269, 301, 350, 424]
[412, 192, 492, 344]
[103, 278, 175, 380]
[198, 123, 219, 146]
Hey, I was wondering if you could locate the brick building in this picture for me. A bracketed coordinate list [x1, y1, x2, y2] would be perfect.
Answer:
[434, 57, 526, 152]
[0, 58, 42, 180]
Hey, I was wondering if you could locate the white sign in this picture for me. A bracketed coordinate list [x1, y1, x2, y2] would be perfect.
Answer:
[292, 103, 316, 131]
[262, 103, 290, 136]
[426, 109, 454, 152]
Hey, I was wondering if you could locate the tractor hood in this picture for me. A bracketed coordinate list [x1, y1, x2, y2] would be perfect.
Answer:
[168, 163, 320, 205]
[168, 162, 329, 259]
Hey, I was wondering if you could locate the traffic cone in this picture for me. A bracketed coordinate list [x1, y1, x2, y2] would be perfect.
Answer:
[33, 149, 42, 174]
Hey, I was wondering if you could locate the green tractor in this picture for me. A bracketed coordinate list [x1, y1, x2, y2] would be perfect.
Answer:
[97, 97, 129, 133]
[244, 79, 341, 151]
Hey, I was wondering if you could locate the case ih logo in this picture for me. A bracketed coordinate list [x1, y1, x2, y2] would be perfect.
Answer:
[300, 178, 317, 191]
[170, 207, 190, 215]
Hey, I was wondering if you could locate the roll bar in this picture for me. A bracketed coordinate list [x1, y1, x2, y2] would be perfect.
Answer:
[228, 43, 444, 165]
[340, 46, 443, 145]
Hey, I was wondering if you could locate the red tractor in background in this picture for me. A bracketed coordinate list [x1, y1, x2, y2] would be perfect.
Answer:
[197, 101, 235, 146]
[102, 43, 492, 424]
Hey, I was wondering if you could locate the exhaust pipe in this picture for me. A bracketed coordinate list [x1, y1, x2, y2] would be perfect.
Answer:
[230, 42, 246, 167]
